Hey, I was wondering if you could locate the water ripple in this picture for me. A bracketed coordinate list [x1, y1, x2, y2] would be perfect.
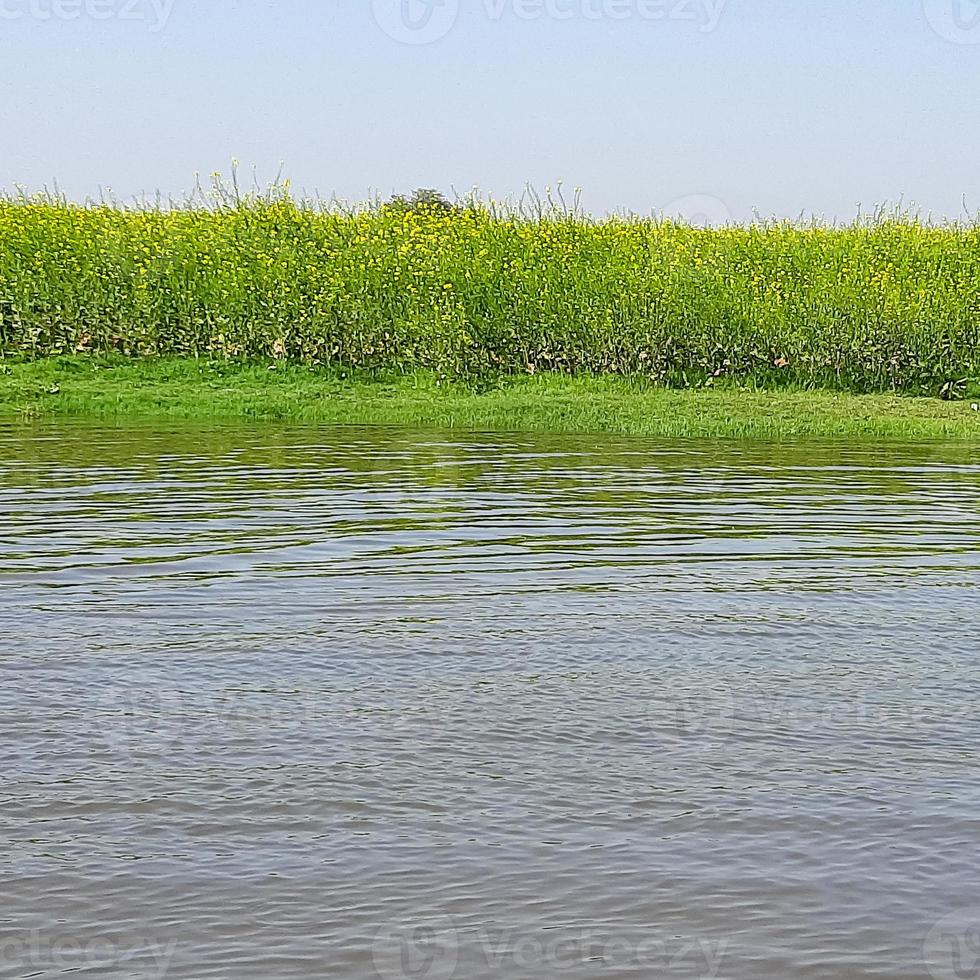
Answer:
[0, 422, 978, 979]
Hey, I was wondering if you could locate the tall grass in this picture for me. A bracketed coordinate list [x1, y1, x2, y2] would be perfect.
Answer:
[2, 181, 979, 394]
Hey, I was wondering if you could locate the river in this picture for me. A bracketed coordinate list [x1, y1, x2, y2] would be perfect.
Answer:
[1, 422, 977, 979]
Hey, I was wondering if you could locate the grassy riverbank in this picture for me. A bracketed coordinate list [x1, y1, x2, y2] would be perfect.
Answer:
[3, 358, 978, 440]
[2, 194, 980, 395]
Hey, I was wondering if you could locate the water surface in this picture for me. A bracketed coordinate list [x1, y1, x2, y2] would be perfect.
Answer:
[1, 422, 978, 980]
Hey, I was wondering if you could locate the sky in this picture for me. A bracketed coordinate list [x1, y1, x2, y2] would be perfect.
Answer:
[1, 0, 979, 221]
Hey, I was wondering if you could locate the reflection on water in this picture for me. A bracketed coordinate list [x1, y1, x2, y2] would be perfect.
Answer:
[0, 422, 978, 980]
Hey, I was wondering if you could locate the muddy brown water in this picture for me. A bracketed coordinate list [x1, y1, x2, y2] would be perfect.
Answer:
[1, 422, 978, 979]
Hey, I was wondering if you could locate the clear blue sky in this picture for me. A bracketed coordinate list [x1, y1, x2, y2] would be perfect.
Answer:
[2, 0, 978, 220]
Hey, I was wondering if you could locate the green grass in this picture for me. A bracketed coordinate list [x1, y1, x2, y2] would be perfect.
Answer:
[3, 357, 979, 440]
[2, 193, 980, 395]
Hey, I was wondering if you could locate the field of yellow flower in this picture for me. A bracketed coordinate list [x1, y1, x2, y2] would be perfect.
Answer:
[2, 195, 979, 395]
